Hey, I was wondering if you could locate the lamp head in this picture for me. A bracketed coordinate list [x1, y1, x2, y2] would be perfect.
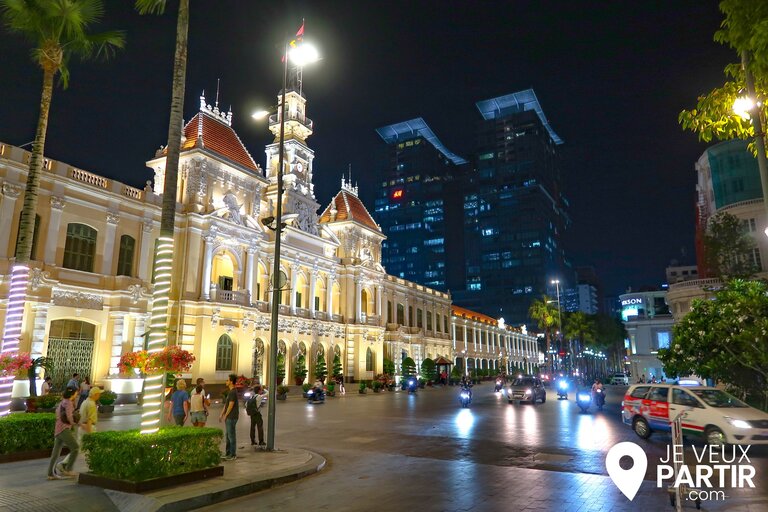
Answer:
[289, 42, 319, 67]
[252, 110, 270, 120]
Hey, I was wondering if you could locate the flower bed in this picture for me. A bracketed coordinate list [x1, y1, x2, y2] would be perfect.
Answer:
[0, 413, 56, 461]
[81, 427, 222, 483]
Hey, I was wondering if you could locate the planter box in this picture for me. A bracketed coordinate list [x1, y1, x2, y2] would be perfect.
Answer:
[276, 394, 287, 401]
[78, 465, 224, 493]
[98, 404, 115, 413]
[0, 447, 68, 464]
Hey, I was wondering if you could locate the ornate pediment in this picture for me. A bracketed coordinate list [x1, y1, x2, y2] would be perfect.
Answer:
[52, 289, 103, 310]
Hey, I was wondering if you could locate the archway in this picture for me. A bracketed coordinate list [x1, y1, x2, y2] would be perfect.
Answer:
[257, 261, 268, 302]
[295, 271, 308, 309]
[212, 250, 237, 291]
[314, 276, 326, 312]
[252, 338, 265, 380]
[47, 319, 97, 389]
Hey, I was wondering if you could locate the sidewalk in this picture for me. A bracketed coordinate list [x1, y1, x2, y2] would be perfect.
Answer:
[0, 444, 325, 512]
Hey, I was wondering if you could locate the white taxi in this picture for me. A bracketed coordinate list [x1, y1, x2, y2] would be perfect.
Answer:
[621, 384, 768, 445]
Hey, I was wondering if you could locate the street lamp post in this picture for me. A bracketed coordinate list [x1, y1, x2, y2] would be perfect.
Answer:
[550, 279, 562, 374]
[739, 51, 768, 237]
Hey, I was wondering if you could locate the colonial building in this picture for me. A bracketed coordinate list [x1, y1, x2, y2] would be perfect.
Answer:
[0, 87, 538, 398]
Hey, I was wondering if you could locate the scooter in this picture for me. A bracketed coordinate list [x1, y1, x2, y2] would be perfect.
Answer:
[494, 378, 503, 392]
[576, 390, 592, 413]
[459, 388, 472, 408]
[307, 387, 325, 404]
[557, 379, 569, 400]
[594, 388, 605, 411]
[407, 378, 417, 394]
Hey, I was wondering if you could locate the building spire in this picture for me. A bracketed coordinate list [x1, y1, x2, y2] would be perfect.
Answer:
[215, 79, 221, 109]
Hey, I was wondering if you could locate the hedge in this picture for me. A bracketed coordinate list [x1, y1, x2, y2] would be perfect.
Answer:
[0, 413, 56, 454]
[81, 427, 222, 482]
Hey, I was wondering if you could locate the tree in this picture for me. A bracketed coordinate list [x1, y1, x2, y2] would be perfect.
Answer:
[134, 0, 189, 433]
[0, 0, 123, 417]
[383, 358, 394, 376]
[420, 358, 437, 383]
[528, 296, 559, 372]
[314, 352, 327, 383]
[659, 279, 768, 410]
[276, 352, 286, 385]
[563, 311, 596, 371]
[401, 357, 416, 378]
[293, 354, 307, 384]
[679, 1, 768, 152]
[332, 353, 344, 379]
[703, 212, 757, 279]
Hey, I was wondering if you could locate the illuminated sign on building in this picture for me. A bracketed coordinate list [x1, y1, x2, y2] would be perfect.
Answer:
[621, 297, 643, 306]
[392, 189, 404, 200]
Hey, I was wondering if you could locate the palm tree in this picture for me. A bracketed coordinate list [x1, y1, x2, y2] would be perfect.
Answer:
[134, 0, 189, 433]
[528, 295, 559, 374]
[563, 312, 596, 375]
[0, 0, 123, 416]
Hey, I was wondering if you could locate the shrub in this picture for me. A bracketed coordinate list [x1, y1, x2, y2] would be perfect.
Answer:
[326, 382, 335, 393]
[383, 358, 395, 376]
[0, 413, 56, 454]
[98, 390, 117, 405]
[451, 366, 462, 379]
[276, 353, 286, 384]
[401, 357, 416, 377]
[37, 393, 60, 409]
[372, 380, 383, 391]
[276, 385, 290, 395]
[358, 381, 367, 392]
[421, 358, 437, 382]
[302, 383, 311, 393]
[81, 427, 222, 482]
[332, 353, 343, 379]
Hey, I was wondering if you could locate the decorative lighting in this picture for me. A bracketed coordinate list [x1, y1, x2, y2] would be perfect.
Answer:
[141, 236, 174, 434]
[0, 264, 29, 416]
[733, 95, 755, 120]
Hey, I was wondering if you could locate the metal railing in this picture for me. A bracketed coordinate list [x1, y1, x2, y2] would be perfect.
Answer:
[268, 111, 314, 130]
[213, 288, 250, 306]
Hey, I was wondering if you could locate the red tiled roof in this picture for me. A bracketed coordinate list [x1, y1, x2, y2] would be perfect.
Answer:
[319, 189, 380, 232]
[177, 112, 258, 172]
[452, 305, 497, 325]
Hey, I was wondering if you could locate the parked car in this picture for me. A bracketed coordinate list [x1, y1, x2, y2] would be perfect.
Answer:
[609, 373, 629, 385]
[507, 376, 546, 405]
[621, 383, 768, 445]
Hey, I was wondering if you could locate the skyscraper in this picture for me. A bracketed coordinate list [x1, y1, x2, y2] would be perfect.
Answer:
[453, 89, 573, 323]
[374, 118, 467, 291]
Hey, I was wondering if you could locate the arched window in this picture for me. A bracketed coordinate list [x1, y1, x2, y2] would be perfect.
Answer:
[216, 334, 234, 371]
[116, 235, 136, 276]
[15, 214, 40, 260]
[366, 347, 373, 372]
[62, 223, 97, 272]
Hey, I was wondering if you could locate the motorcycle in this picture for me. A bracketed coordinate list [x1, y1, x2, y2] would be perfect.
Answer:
[307, 387, 325, 404]
[494, 378, 503, 392]
[406, 378, 418, 394]
[594, 387, 605, 411]
[459, 388, 472, 408]
[576, 390, 592, 413]
[557, 379, 569, 400]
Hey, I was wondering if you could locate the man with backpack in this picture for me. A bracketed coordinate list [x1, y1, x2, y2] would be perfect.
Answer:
[245, 385, 266, 447]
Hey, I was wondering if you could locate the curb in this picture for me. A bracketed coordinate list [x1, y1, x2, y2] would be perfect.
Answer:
[100, 449, 326, 512]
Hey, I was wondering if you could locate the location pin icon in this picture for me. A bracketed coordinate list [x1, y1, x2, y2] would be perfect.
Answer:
[605, 442, 648, 501]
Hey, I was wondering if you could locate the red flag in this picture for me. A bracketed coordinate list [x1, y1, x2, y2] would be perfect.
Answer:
[296, 21, 305, 39]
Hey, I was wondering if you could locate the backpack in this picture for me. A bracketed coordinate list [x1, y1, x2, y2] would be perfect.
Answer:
[245, 395, 258, 416]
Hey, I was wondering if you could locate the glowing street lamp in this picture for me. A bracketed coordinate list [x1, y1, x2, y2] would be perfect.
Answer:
[254, 32, 319, 452]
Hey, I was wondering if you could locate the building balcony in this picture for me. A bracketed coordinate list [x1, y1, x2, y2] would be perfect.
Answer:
[269, 111, 313, 130]
[212, 288, 250, 306]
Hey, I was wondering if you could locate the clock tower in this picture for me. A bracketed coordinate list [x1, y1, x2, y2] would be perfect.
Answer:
[264, 87, 320, 236]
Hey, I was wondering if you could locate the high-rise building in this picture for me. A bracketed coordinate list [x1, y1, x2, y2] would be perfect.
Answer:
[374, 118, 468, 291]
[453, 89, 572, 324]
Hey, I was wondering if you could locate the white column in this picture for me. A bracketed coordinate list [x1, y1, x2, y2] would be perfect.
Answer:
[309, 270, 317, 318]
[473, 325, 477, 351]
[0, 183, 22, 258]
[133, 314, 148, 351]
[451, 321, 456, 350]
[375, 284, 383, 319]
[289, 264, 298, 313]
[201, 235, 214, 300]
[462, 322, 468, 351]
[354, 277, 362, 323]
[138, 221, 154, 281]
[44, 196, 66, 264]
[405, 296, 410, 326]
[30, 304, 49, 360]
[100, 211, 119, 275]
[246, 246, 256, 305]
[109, 313, 127, 375]
[326, 275, 334, 316]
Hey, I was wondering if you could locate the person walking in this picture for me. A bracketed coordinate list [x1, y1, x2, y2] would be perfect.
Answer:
[47, 388, 80, 480]
[66, 373, 79, 391]
[79, 387, 102, 434]
[245, 385, 266, 447]
[166, 379, 190, 426]
[220, 374, 239, 460]
[189, 384, 209, 427]
[77, 376, 91, 409]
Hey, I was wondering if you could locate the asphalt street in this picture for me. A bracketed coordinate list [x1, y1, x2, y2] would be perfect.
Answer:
[183, 382, 767, 511]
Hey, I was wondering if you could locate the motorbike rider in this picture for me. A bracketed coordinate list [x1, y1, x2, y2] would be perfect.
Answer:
[460, 375, 473, 398]
[591, 379, 604, 408]
[311, 378, 324, 400]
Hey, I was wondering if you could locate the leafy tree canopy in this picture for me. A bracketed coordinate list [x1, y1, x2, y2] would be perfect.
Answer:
[658, 279, 768, 409]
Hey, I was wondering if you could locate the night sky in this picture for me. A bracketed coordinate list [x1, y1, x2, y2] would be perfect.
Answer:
[0, 1, 735, 296]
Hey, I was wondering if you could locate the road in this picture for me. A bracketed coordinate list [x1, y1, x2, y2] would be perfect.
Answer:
[187, 382, 766, 511]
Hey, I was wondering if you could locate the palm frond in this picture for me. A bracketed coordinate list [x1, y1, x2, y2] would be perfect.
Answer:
[135, 0, 167, 15]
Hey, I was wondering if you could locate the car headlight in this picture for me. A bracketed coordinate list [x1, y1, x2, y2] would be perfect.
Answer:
[725, 417, 751, 429]
[525, 388, 532, 395]
[559, 382, 567, 389]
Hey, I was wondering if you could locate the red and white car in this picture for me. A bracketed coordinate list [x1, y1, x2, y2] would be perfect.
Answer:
[622, 384, 768, 445]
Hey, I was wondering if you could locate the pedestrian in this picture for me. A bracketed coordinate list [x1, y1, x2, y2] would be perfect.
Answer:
[47, 388, 80, 480]
[189, 384, 209, 427]
[219, 374, 239, 460]
[66, 373, 79, 391]
[245, 385, 266, 447]
[41, 376, 52, 396]
[337, 375, 345, 395]
[77, 376, 91, 409]
[166, 379, 190, 426]
[79, 387, 102, 434]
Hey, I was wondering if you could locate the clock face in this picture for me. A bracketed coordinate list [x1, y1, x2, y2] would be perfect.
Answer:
[295, 162, 304, 174]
